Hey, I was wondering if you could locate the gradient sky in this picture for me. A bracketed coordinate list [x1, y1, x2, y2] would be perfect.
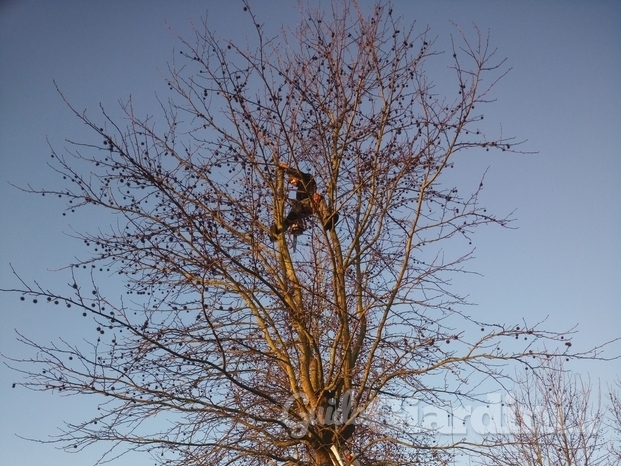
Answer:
[1, 1, 620, 465]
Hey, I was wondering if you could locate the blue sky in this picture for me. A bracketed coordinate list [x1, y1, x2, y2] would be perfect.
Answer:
[1, 1, 620, 465]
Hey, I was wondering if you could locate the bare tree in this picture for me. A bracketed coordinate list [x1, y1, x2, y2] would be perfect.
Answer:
[608, 380, 621, 462]
[3, 1, 603, 465]
[477, 359, 612, 466]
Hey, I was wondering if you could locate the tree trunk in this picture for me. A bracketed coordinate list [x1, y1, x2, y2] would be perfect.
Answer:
[314, 446, 336, 466]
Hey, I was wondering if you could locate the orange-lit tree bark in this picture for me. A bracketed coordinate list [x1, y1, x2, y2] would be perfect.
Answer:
[3, 2, 600, 465]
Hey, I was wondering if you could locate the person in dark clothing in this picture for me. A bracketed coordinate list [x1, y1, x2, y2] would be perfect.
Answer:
[270, 162, 338, 240]
[282, 164, 316, 232]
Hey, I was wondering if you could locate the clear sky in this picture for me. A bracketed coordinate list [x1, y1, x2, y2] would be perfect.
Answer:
[1, 1, 620, 465]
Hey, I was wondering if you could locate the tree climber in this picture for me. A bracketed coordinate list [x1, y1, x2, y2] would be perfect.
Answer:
[270, 162, 338, 240]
